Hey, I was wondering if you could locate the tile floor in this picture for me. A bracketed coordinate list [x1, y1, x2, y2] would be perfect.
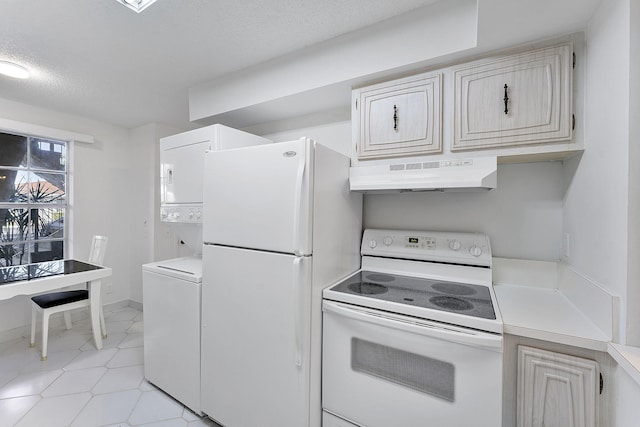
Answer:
[0, 305, 221, 427]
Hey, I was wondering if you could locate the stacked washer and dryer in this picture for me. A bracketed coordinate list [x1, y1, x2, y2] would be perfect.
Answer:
[142, 125, 270, 414]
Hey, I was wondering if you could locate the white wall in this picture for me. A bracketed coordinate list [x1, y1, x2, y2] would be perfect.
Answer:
[128, 123, 184, 304]
[189, 0, 478, 125]
[365, 162, 564, 260]
[563, 0, 631, 342]
[626, 0, 640, 350]
[560, 1, 640, 425]
[253, 119, 351, 157]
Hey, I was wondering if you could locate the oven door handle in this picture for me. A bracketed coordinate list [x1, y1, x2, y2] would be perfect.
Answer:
[323, 301, 503, 351]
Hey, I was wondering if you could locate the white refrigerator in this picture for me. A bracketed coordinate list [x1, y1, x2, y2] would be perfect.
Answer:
[200, 138, 362, 427]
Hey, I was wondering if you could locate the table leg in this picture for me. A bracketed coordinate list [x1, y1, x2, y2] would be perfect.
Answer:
[89, 279, 103, 350]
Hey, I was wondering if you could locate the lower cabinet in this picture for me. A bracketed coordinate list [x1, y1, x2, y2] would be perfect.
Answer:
[517, 345, 599, 427]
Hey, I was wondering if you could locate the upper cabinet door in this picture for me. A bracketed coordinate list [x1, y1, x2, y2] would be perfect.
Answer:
[453, 43, 573, 151]
[354, 72, 442, 160]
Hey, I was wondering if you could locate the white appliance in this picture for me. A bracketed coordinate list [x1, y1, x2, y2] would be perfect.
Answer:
[142, 257, 203, 414]
[322, 229, 503, 427]
[160, 124, 270, 223]
[349, 156, 497, 193]
[200, 138, 363, 427]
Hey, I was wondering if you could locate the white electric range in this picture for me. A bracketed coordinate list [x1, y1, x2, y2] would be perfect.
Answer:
[322, 229, 503, 427]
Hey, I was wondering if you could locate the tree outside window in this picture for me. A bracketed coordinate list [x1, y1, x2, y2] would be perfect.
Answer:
[0, 132, 67, 266]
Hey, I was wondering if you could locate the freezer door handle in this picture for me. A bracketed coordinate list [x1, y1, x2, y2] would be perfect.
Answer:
[292, 143, 306, 256]
[323, 301, 503, 351]
[293, 257, 304, 367]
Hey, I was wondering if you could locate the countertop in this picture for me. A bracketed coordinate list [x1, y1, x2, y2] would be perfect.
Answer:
[494, 283, 610, 352]
[492, 257, 640, 386]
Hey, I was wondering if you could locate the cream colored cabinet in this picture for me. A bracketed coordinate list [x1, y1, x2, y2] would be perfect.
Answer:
[353, 72, 441, 160]
[453, 43, 573, 151]
[517, 346, 599, 427]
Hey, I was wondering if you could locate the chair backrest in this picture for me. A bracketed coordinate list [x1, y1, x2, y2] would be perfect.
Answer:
[89, 235, 108, 265]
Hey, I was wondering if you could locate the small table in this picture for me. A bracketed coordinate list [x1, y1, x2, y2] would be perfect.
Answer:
[0, 259, 112, 350]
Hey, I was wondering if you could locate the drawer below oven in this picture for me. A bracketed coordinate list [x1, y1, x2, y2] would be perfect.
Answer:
[322, 300, 503, 427]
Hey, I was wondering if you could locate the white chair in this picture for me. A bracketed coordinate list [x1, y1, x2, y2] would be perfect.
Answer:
[30, 235, 109, 361]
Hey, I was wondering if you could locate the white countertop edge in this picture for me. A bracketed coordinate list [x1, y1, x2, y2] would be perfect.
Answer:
[608, 343, 640, 386]
[504, 324, 609, 352]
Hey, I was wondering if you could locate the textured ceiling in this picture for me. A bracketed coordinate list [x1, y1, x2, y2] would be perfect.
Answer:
[0, 0, 438, 129]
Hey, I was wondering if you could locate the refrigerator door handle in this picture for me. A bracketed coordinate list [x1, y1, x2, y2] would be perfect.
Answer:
[292, 143, 306, 256]
[293, 257, 304, 367]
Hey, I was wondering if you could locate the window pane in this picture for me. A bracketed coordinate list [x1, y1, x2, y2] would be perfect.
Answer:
[0, 132, 28, 168]
[0, 243, 28, 266]
[26, 172, 65, 204]
[0, 208, 29, 242]
[0, 169, 22, 202]
[0, 131, 67, 264]
[30, 240, 64, 263]
[33, 208, 64, 239]
[30, 138, 66, 171]
[0, 207, 29, 266]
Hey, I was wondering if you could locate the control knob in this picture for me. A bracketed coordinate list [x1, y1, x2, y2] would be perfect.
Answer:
[383, 236, 393, 246]
[189, 210, 195, 219]
[449, 240, 462, 251]
[469, 245, 483, 257]
[368, 239, 377, 249]
[160, 210, 168, 219]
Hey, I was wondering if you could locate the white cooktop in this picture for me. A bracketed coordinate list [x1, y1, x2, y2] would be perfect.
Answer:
[323, 229, 503, 334]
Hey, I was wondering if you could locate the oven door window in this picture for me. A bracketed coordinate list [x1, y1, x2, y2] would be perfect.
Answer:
[352, 338, 455, 401]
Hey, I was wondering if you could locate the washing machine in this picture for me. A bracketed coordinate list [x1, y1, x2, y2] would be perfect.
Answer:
[142, 256, 202, 414]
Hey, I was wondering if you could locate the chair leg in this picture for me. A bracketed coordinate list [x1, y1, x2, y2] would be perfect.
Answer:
[30, 304, 36, 348]
[99, 305, 107, 339]
[41, 311, 50, 361]
[63, 310, 72, 330]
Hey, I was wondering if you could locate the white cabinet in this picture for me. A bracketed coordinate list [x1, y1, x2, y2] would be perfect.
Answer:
[353, 72, 441, 160]
[517, 345, 599, 427]
[453, 43, 573, 151]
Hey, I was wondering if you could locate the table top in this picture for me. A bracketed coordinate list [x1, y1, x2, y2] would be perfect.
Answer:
[0, 260, 102, 285]
[0, 259, 112, 300]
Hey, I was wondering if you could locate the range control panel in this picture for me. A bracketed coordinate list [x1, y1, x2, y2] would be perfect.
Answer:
[160, 204, 202, 224]
[361, 229, 491, 267]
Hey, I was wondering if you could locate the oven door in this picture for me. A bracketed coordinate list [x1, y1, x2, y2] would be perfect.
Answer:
[322, 300, 503, 427]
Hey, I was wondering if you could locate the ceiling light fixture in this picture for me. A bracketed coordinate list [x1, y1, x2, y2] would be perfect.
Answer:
[0, 61, 30, 79]
[116, 0, 159, 13]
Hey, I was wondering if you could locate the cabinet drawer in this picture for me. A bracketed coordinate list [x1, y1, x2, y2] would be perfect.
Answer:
[355, 72, 441, 159]
[453, 44, 573, 150]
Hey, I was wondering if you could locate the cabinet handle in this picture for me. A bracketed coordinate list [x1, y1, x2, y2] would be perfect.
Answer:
[503, 84, 509, 115]
[393, 104, 398, 131]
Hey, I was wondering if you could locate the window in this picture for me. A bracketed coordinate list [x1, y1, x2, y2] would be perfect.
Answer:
[0, 131, 67, 266]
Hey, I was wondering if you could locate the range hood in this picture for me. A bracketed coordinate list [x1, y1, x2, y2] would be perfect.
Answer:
[349, 157, 497, 193]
